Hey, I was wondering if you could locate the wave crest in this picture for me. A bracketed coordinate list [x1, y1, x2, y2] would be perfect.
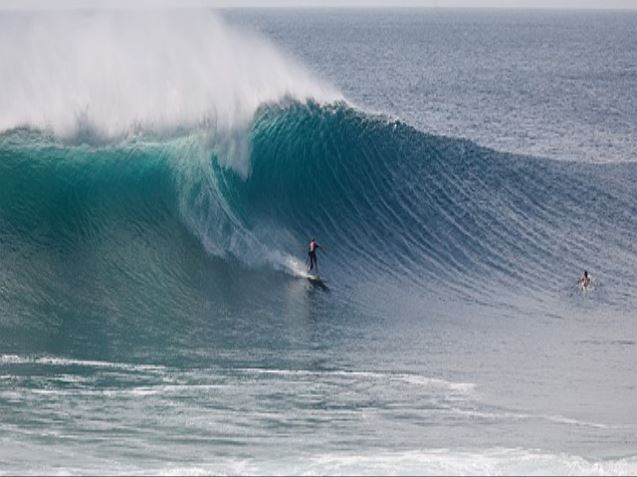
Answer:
[0, 9, 341, 149]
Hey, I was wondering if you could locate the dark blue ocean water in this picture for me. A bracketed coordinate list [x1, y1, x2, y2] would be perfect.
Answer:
[1, 8, 636, 475]
[227, 8, 637, 164]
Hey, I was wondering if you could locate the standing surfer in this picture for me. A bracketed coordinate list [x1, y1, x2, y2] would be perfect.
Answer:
[307, 238, 321, 274]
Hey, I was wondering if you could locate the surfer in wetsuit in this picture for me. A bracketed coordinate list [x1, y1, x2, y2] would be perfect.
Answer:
[579, 270, 591, 289]
[308, 238, 321, 274]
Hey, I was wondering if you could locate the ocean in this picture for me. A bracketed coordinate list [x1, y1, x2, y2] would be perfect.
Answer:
[1, 7, 636, 475]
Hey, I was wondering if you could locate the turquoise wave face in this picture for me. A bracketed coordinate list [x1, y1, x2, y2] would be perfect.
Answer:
[1, 101, 637, 340]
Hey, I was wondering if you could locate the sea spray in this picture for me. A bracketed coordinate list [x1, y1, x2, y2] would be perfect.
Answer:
[0, 9, 341, 174]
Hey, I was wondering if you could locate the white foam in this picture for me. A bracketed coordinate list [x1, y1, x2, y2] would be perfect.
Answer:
[239, 367, 475, 393]
[279, 253, 313, 278]
[0, 354, 23, 364]
[34, 449, 637, 476]
[0, 354, 164, 372]
[295, 448, 637, 476]
[0, 9, 341, 165]
[452, 408, 612, 430]
[6, 383, 223, 398]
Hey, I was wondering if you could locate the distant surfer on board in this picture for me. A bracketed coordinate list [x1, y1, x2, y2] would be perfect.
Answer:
[307, 238, 321, 274]
[579, 270, 591, 289]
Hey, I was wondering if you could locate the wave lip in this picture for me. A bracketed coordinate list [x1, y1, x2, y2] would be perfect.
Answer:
[3, 98, 637, 313]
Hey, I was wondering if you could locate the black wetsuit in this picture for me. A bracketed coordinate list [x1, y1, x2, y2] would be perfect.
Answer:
[308, 242, 319, 272]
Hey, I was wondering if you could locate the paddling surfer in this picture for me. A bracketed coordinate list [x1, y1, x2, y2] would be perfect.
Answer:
[579, 270, 591, 289]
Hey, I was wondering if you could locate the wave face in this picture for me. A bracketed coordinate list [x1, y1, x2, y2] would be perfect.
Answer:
[4, 10, 636, 321]
[3, 100, 637, 326]
[185, 101, 637, 306]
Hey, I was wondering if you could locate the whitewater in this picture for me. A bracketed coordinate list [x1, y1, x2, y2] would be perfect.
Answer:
[1, 7, 637, 476]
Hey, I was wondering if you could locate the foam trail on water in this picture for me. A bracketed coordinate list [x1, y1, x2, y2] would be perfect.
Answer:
[0, 9, 341, 172]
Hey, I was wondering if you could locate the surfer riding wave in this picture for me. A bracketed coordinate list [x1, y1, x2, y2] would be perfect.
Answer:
[307, 238, 321, 274]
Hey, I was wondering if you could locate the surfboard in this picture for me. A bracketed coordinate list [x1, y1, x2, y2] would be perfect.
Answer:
[305, 273, 328, 289]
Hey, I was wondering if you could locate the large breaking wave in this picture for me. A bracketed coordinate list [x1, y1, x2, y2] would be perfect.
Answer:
[2, 9, 637, 325]
[3, 100, 637, 312]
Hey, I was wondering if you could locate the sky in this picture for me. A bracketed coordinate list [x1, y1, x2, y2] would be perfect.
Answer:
[1, 0, 636, 9]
